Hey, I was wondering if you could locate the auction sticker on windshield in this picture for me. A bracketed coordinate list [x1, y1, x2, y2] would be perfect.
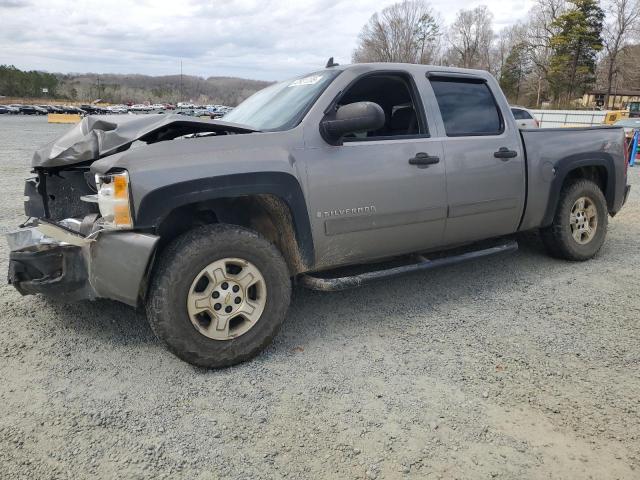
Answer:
[288, 75, 324, 87]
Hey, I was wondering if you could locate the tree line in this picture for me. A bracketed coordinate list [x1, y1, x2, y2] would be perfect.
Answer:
[0, 67, 271, 106]
[0, 65, 60, 98]
[352, 0, 640, 108]
[55, 73, 272, 106]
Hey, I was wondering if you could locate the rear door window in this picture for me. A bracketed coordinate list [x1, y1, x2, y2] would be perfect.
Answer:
[429, 78, 503, 136]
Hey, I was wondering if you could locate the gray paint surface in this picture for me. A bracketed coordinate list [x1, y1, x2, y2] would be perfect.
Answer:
[519, 126, 627, 230]
[89, 231, 159, 306]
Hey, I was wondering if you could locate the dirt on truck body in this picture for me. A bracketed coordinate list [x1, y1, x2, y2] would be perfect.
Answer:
[7, 62, 631, 367]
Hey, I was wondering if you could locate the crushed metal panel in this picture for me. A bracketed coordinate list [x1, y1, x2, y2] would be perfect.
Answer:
[36, 221, 94, 247]
[32, 114, 258, 168]
[89, 231, 159, 306]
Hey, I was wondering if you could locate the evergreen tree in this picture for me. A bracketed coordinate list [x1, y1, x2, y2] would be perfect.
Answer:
[547, 0, 604, 105]
[0, 65, 59, 98]
[500, 42, 531, 104]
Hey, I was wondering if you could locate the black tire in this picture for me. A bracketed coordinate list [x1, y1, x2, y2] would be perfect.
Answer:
[540, 179, 608, 261]
[146, 224, 291, 368]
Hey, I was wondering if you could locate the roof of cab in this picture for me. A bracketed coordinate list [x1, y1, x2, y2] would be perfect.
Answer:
[325, 62, 495, 80]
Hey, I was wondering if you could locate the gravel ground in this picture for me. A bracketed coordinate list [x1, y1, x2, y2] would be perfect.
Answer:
[0, 115, 638, 480]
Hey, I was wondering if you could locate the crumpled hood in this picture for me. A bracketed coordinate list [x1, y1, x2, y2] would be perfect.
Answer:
[32, 114, 257, 168]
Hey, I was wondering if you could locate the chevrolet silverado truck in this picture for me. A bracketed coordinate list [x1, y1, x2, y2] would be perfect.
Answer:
[7, 63, 631, 368]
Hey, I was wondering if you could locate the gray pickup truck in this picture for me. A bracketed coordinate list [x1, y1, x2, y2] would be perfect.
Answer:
[7, 63, 631, 367]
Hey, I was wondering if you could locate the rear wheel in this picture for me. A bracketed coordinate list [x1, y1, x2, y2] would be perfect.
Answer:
[540, 179, 608, 261]
[146, 224, 291, 368]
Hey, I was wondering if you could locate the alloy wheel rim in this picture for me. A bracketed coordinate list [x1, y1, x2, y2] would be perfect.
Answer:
[186, 257, 267, 340]
[570, 196, 598, 245]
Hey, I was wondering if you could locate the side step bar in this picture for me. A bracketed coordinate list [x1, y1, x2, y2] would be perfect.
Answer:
[298, 240, 518, 292]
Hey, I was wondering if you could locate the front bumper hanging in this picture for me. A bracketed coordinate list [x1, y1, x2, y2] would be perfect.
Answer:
[7, 219, 159, 306]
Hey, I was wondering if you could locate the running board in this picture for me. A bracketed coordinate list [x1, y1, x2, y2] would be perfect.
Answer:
[299, 240, 518, 292]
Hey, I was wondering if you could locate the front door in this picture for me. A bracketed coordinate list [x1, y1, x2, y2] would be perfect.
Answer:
[302, 71, 448, 269]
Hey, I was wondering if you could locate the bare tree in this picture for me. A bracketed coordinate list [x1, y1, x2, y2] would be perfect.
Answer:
[352, 0, 442, 64]
[447, 5, 494, 69]
[494, 23, 528, 79]
[495, 24, 532, 102]
[524, 0, 567, 106]
[602, 0, 640, 106]
[350, 0, 640, 109]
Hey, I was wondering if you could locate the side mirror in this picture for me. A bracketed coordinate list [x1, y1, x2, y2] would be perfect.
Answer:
[320, 101, 385, 145]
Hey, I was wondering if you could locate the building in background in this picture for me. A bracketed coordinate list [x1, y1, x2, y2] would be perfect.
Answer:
[583, 89, 640, 109]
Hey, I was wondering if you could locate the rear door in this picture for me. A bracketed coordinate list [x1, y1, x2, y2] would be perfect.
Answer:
[426, 74, 526, 244]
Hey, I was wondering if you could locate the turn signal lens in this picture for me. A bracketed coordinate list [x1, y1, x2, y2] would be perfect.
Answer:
[113, 174, 128, 199]
[95, 171, 133, 229]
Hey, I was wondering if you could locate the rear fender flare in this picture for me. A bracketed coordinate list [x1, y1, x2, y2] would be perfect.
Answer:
[542, 153, 614, 226]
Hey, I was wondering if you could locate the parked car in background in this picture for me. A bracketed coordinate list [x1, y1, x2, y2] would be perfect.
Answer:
[80, 104, 102, 115]
[107, 105, 129, 114]
[511, 106, 539, 129]
[39, 105, 60, 113]
[218, 106, 234, 118]
[0, 105, 20, 114]
[63, 106, 87, 115]
[130, 104, 153, 112]
[11, 105, 38, 115]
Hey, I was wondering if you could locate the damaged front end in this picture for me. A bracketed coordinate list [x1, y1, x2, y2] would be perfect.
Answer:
[7, 219, 159, 306]
[9, 114, 253, 305]
[8, 223, 90, 300]
[11, 168, 157, 305]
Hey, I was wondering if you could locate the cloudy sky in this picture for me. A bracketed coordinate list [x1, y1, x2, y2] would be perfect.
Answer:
[1, 0, 533, 81]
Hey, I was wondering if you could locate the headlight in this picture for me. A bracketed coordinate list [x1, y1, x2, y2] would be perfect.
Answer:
[95, 171, 133, 229]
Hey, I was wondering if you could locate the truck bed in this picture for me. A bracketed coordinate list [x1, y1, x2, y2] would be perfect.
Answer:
[519, 126, 628, 231]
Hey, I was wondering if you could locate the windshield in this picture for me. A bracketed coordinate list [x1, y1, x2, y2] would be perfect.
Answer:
[223, 70, 340, 131]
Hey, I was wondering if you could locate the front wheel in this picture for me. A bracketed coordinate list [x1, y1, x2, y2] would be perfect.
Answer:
[540, 179, 608, 261]
[146, 224, 291, 368]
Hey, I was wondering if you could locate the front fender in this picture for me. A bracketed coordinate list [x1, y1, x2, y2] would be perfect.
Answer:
[134, 172, 314, 267]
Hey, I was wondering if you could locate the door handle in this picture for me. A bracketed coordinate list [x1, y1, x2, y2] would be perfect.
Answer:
[409, 152, 440, 166]
[494, 147, 518, 160]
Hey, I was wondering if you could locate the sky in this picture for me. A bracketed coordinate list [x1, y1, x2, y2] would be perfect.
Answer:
[0, 0, 533, 81]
